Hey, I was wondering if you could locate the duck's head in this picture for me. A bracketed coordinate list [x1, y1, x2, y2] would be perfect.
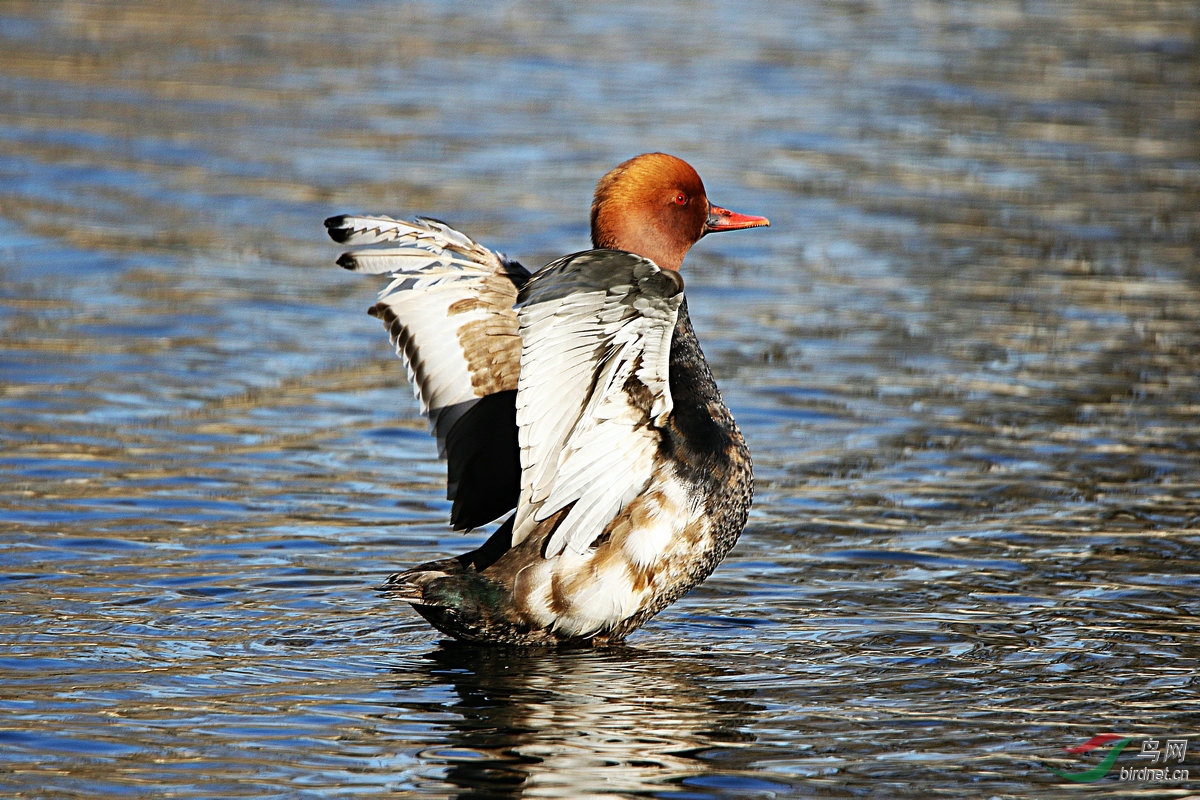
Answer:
[590, 152, 769, 272]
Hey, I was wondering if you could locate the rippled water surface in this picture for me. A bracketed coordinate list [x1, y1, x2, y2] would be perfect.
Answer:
[2, 1, 1198, 797]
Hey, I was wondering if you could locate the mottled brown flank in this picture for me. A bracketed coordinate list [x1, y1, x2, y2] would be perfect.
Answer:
[550, 530, 614, 613]
[625, 555, 658, 594]
[511, 564, 542, 620]
[505, 507, 569, 620]
[454, 272, 522, 395]
[550, 551, 622, 615]
[605, 489, 668, 594]
[721, 444, 752, 488]
[548, 569, 575, 615]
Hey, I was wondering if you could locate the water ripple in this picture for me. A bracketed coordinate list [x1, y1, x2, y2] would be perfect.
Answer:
[2, 0, 1198, 797]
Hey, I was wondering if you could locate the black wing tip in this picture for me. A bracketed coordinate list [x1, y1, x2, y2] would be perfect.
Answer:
[336, 252, 358, 270]
[324, 215, 354, 244]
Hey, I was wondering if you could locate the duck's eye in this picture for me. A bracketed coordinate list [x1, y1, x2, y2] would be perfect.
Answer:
[673, 193, 688, 206]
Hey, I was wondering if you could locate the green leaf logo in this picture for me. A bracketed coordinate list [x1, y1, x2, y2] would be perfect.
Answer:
[1047, 736, 1134, 783]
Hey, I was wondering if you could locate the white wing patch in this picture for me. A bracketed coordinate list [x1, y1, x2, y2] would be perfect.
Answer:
[328, 214, 528, 422]
[328, 214, 505, 268]
[512, 250, 684, 557]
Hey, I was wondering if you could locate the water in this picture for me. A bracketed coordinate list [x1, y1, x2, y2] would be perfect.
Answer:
[2, 1, 1198, 797]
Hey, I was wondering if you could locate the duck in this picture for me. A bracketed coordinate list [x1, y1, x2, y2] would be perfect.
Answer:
[325, 152, 769, 645]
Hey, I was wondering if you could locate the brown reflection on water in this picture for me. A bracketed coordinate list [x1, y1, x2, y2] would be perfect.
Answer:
[392, 645, 763, 798]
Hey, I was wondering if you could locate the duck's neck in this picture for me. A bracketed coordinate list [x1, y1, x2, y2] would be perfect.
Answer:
[666, 300, 747, 482]
[670, 300, 723, 409]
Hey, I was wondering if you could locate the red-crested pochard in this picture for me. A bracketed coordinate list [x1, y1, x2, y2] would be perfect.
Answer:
[325, 152, 768, 644]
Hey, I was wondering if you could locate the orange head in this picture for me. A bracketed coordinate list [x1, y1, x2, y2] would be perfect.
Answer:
[590, 153, 769, 271]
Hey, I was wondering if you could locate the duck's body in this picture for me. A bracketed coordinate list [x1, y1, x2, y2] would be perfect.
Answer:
[326, 153, 767, 645]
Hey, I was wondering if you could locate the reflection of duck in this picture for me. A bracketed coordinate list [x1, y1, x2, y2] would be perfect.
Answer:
[394, 643, 757, 798]
[326, 153, 768, 644]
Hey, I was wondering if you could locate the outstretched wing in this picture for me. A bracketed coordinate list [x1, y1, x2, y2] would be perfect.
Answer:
[326, 214, 532, 530]
[512, 249, 685, 557]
